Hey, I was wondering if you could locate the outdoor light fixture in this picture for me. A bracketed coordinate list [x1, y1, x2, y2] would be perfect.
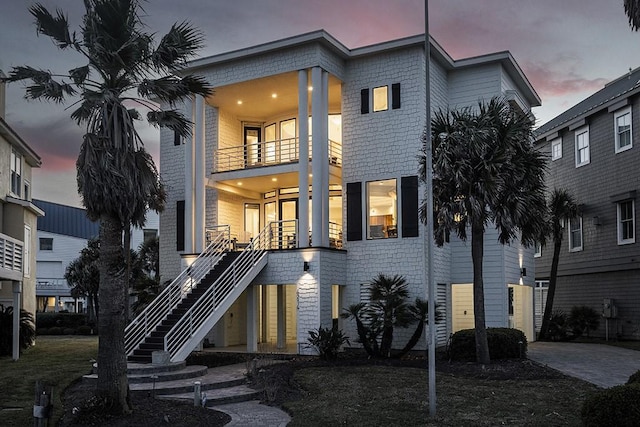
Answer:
[520, 268, 527, 277]
[303, 261, 310, 272]
[593, 216, 602, 226]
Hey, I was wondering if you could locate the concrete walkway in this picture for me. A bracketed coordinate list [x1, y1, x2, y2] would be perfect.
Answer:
[211, 400, 291, 427]
[528, 341, 640, 388]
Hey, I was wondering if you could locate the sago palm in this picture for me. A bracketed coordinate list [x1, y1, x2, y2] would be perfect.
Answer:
[420, 97, 547, 364]
[5, 0, 212, 414]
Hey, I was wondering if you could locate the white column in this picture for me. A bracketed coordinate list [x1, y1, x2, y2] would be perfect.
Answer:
[277, 285, 286, 349]
[298, 69, 310, 247]
[246, 285, 258, 352]
[12, 281, 21, 361]
[194, 95, 206, 253]
[54, 295, 59, 313]
[321, 70, 330, 247]
[184, 97, 195, 253]
[311, 67, 325, 247]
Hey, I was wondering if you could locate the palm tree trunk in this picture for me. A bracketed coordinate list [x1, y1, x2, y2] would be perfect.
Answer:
[471, 221, 491, 364]
[123, 226, 131, 322]
[96, 214, 131, 414]
[538, 239, 562, 340]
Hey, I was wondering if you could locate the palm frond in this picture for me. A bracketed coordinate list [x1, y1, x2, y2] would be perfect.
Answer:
[152, 21, 205, 70]
[30, 3, 76, 49]
[625, 0, 640, 31]
[147, 109, 191, 137]
[69, 65, 90, 85]
[138, 75, 212, 104]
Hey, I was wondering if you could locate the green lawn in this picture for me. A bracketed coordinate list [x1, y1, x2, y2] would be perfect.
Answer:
[0, 335, 98, 426]
[284, 365, 599, 426]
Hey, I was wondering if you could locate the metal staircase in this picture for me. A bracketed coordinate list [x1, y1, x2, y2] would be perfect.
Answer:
[125, 223, 278, 363]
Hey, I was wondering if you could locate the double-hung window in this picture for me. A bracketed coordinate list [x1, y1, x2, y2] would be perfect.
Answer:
[617, 200, 635, 244]
[574, 126, 590, 167]
[10, 149, 22, 197]
[568, 216, 583, 252]
[614, 107, 632, 153]
[551, 138, 562, 161]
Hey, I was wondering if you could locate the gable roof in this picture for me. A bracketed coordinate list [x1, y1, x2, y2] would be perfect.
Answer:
[33, 199, 99, 240]
[536, 67, 640, 140]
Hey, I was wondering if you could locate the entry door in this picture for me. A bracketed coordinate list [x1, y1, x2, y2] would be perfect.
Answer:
[244, 127, 261, 166]
[244, 203, 260, 241]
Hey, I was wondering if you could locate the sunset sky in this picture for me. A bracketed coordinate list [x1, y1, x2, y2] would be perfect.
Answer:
[2, 0, 640, 207]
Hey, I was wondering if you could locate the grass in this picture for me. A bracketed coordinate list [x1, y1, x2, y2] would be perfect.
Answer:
[0, 335, 98, 426]
[284, 365, 599, 426]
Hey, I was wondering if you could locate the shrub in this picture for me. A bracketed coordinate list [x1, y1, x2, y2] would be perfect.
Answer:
[449, 328, 527, 361]
[627, 370, 640, 385]
[36, 312, 87, 330]
[546, 311, 570, 341]
[63, 328, 76, 335]
[0, 305, 36, 356]
[307, 326, 350, 360]
[567, 305, 600, 338]
[76, 325, 93, 335]
[581, 384, 640, 426]
[48, 327, 63, 335]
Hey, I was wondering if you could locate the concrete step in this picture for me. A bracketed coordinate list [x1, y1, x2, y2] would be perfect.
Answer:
[157, 384, 261, 406]
[84, 365, 209, 384]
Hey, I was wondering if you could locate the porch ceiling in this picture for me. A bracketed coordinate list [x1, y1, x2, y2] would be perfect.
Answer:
[206, 72, 342, 120]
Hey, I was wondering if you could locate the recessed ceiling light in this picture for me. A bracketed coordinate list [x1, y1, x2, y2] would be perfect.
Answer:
[237, 182, 243, 186]
[308, 86, 313, 91]
[237, 100, 243, 105]
[271, 93, 277, 98]
[271, 177, 278, 182]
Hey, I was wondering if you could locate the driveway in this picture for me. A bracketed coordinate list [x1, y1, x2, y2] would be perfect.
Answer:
[528, 341, 640, 388]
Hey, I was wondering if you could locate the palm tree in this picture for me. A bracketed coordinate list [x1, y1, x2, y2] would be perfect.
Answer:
[5, 0, 212, 414]
[625, 0, 640, 30]
[538, 189, 578, 340]
[420, 97, 547, 364]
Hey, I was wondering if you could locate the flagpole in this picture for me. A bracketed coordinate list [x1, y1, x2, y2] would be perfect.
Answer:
[424, 0, 437, 418]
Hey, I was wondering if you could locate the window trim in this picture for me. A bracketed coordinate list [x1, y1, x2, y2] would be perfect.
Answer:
[574, 126, 590, 168]
[39, 237, 54, 251]
[614, 106, 633, 153]
[366, 178, 398, 240]
[534, 241, 542, 258]
[10, 149, 23, 198]
[568, 216, 583, 252]
[617, 200, 635, 245]
[551, 138, 562, 161]
[372, 85, 389, 112]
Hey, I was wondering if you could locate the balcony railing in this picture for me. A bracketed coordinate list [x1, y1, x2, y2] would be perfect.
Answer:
[36, 278, 73, 294]
[213, 137, 342, 173]
[0, 232, 23, 278]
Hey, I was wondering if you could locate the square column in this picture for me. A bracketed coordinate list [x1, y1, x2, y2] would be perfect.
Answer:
[246, 285, 258, 352]
[194, 95, 206, 252]
[311, 67, 329, 247]
[12, 281, 21, 361]
[298, 69, 310, 247]
[184, 97, 195, 253]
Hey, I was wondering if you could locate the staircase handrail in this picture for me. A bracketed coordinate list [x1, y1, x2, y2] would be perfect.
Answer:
[125, 225, 231, 356]
[163, 220, 297, 359]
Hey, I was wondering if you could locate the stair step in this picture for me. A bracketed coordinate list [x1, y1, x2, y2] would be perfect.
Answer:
[140, 343, 164, 351]
[84, 365, 209, 384]
[157, 384, 261, 406]
[128, 364, 247, 395]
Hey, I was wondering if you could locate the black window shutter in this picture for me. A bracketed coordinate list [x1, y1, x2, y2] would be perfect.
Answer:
[346, 182, 363, 241]
[176, 200, 185, 251]
[392, 83, 401, 109]
[360, 89, 369, 114]
[173, 131, 181, 146]
[401, 176, 419, 237]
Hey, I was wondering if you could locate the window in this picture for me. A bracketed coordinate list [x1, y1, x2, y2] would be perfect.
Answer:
[534, 241, 542, 257]
[614, 107, 632, 153]
[39, 238, 53, 251]
[10, 149, 22, 197]
[143, 229, 157, 242]
[173, 130, 182, 146]
[24, 180, 30, 201]
[575, 126, 590, 167]
[367, 179, 397, 239]
[617, 200, 635, 244]
[551, 138, 562, 160]
[24, 226, 31, 278]
[568, 216, 583, 252]
[372, 86, 388, 112]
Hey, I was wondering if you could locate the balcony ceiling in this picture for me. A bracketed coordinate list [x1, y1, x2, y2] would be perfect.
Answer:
[206, 71, 342, 120]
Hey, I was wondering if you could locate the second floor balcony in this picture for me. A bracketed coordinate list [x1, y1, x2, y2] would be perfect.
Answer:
[0, 232, 23, 282]
[213, 137, 342, 173]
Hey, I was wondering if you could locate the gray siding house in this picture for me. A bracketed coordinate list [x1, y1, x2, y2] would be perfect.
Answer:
[534, 68, 640, 340]
[125, 31, 542, 363]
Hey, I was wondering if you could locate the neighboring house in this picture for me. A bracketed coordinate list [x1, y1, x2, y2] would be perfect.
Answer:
[127, 31, 541, 363]
[33, 199, 159, 313]
[0, 71, 44, 359]
[534, 68, 640, 340]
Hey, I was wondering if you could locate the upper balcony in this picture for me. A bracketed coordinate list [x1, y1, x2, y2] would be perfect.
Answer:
[0, 232, 23, 282]
[213, 137, 342, 173]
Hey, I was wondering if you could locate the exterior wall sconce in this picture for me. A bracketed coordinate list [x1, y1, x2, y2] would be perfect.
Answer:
[303, 261, 310, 272]
[520, 268, 527, 277]
[592, 216, 602, 226]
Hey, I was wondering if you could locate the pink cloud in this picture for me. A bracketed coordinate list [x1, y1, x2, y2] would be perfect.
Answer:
[522, 61, 608, 98]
